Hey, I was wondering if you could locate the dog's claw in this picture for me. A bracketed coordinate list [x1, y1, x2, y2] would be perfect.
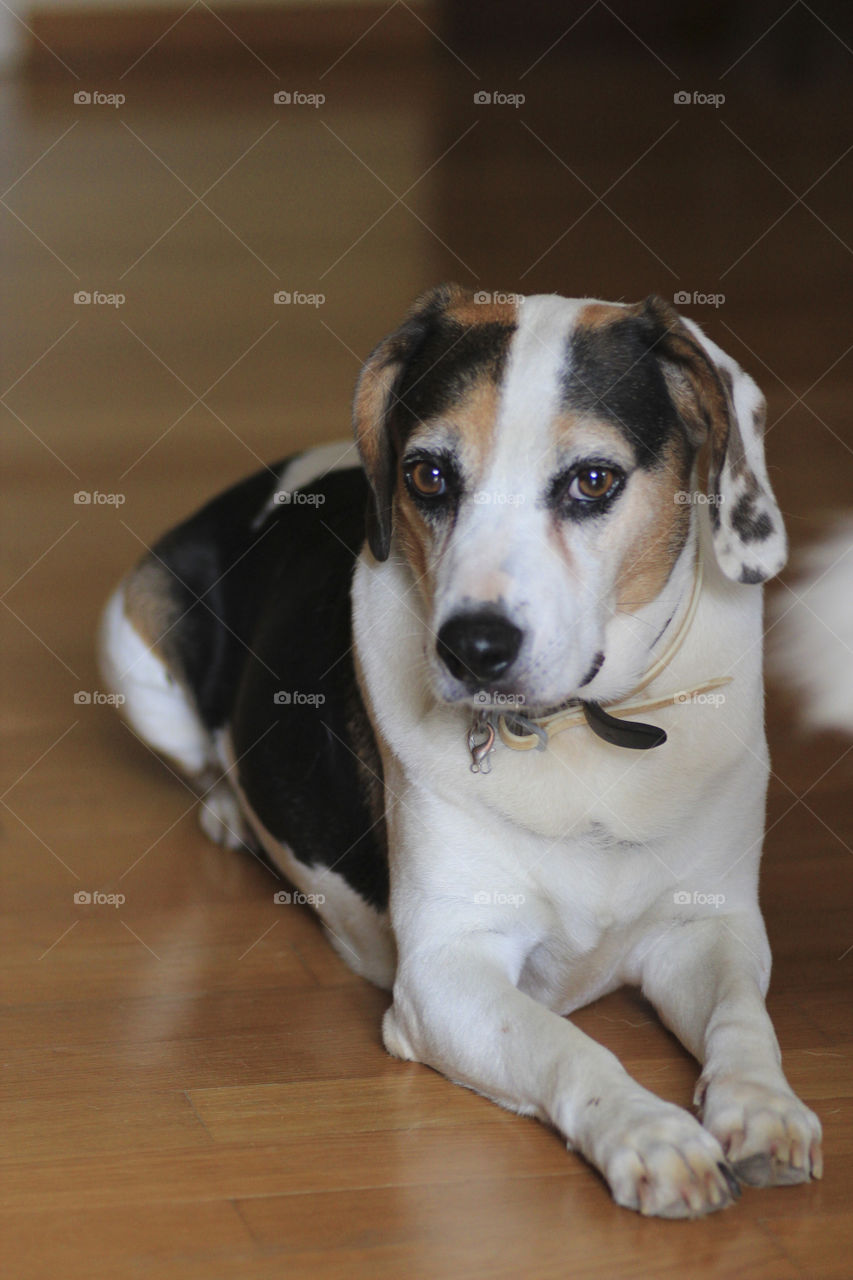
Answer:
[718, 1162, 742, 1199]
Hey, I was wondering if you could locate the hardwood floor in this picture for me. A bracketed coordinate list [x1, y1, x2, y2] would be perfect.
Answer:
[2, 11, 851, 1278]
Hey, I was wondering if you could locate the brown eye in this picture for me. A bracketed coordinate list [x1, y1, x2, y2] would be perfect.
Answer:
[570, 467, 618, 501]
[407, 460, 447, 498]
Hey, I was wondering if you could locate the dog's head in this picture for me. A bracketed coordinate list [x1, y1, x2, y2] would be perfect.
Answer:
[353, 284, 786, 713]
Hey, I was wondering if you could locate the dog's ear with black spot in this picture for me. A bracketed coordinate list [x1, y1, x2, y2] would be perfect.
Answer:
[352, 283, 468, 561]
[639, 295, 787, 584]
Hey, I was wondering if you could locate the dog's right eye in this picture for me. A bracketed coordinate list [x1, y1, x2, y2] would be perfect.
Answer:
[405, 459, 448, 499]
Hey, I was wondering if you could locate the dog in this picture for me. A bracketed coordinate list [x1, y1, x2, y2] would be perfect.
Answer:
[99, 285, 822, 1218]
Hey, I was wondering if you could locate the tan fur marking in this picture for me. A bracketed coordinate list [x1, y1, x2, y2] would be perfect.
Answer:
[445, 298, 518, 329]
[615, 435, 692, 613]
[450, 376, 503, 470]
[394, 498, 431, 604]
[393, 374, 505, 604]
[576, 301, 630, 330]
[545, 520, 577, 577]
[123, 558, 182, 661]
[353, 350, 397, 483]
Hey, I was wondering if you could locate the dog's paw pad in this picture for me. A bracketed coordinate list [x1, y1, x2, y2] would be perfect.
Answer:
[701, 1077, 823, 1187]
[600, 1101, 739, 1219]
[731, 1151, 809, 1187]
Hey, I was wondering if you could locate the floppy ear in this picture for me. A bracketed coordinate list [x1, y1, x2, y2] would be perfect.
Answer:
[352, 283, 467, 561]
[638, 296, 787, 584]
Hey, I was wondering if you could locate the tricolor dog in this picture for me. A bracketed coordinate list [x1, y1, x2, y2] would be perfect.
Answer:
[99, 285, 822, 1217]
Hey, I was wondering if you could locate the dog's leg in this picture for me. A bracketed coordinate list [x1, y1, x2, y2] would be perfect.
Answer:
[639, 913, 823, 1186]
[384, 931, 741, 1218]
[98, 580, 252, 850]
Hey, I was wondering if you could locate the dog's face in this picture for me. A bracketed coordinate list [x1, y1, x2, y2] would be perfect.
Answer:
[354, 285, 786, 713]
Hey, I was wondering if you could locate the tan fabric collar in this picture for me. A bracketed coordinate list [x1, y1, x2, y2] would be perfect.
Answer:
[468, 546, 731, 764]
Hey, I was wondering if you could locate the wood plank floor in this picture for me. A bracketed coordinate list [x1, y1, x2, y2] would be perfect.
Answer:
[2, 15, 852, 1279]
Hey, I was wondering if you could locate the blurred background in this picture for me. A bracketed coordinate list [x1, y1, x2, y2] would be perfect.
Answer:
[1, 4, 851, 1275]
[4, 0, 851, 834]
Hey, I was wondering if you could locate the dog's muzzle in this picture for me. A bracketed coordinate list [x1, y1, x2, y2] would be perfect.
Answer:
[436, 610, 523, 688]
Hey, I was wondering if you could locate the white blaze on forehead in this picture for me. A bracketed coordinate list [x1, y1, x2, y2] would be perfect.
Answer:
[458, 296, 591, 517]
[497, 295, 587, 439]
[439, 297, 590, 610]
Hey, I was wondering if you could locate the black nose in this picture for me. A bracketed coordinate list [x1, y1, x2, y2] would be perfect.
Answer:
[436, 611, 524, 686]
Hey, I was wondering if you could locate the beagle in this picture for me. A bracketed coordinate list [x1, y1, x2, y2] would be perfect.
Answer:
[99, 285, 822, 1217]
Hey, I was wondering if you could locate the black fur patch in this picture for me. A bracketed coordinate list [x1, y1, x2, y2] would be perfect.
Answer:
[226, 469, 389, 910]
[731, 491, 773, 543]
[392, 317, 515, 440]
[147, 460, 291, 729]
[738, 565, 767, 585]
[562, 318, 682, 467]
[146, 464, 388, 911]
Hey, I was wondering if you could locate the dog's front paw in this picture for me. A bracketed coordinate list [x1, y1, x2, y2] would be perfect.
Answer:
[592, 1097, 740, 1219]
[698, 1075, 823, 1187]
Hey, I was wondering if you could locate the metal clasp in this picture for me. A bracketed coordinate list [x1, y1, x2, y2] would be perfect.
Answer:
[467, 717, 496, 774]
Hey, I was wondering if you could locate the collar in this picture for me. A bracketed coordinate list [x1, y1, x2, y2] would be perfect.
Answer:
[466, 545, 731, 773]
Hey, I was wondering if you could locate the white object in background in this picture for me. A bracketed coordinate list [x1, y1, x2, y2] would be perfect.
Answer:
[770, 515, 853, 734]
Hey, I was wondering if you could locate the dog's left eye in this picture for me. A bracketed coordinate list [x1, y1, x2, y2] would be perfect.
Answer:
[569, 466, 620, 502]
[406, 460, 448, 498]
